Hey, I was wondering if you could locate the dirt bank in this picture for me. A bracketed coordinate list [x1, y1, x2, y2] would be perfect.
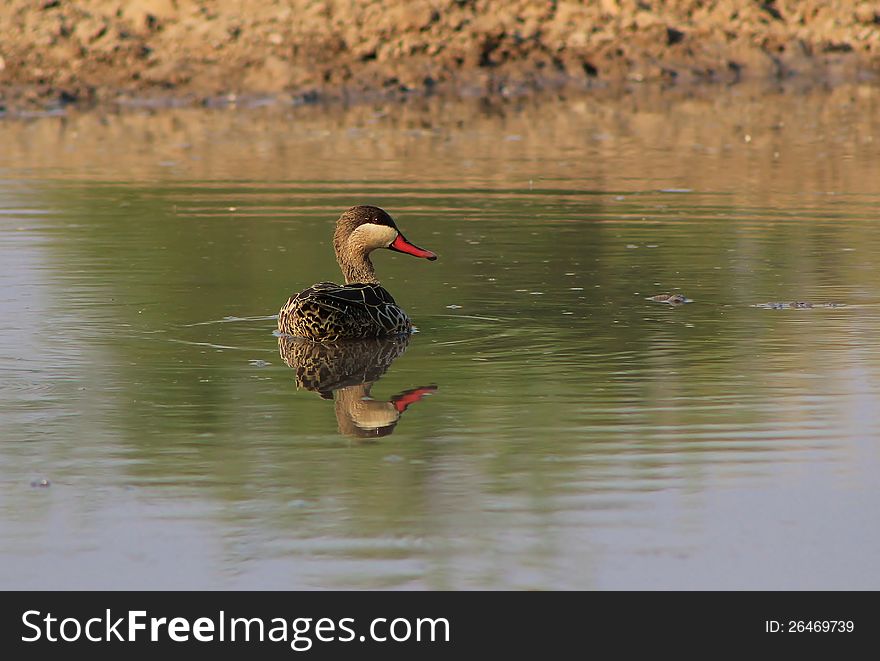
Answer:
[2, 1, 879, 112]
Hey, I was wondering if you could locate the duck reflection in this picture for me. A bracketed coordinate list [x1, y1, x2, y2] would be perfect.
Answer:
[278, 334, 436, 438]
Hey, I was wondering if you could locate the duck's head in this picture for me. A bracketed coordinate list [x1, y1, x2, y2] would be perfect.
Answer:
[334, 205, 437, 263]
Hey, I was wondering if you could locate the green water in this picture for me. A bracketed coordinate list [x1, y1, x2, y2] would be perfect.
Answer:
[2, 86, 880, 588]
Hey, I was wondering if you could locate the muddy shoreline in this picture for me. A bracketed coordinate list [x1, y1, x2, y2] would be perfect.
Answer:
[2, 1, 879, 113]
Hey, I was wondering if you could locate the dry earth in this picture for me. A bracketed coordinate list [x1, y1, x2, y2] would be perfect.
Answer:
[1, 1, 879, 111]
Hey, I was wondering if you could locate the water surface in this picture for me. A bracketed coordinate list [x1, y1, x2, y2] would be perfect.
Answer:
[2, 85, 880, 589]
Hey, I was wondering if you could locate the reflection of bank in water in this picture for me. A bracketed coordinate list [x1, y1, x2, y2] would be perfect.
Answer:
[278, 335, 436, 438]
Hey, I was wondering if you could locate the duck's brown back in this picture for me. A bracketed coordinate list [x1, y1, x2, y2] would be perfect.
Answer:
[278, 282, 412, 342]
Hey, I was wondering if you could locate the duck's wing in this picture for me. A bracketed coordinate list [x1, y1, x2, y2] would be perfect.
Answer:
[282, 282, 410, 340]
[312, 282, 399, 307]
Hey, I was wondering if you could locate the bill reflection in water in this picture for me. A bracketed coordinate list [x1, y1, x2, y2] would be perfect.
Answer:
[278, 335, 436, 438]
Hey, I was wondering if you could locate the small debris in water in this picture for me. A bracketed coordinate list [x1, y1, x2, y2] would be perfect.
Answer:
[626, 244, 639, 249]
[647, 293, 693, 305]
[30, 479, 50, 488]
[383, 455, 404, 463]
[753, 301, 845, 310]
[446, 304, 462, 309]
[249, 359, 271, 367]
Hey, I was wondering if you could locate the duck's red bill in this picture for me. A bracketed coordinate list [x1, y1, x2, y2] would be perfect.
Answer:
[389, 233, 437, 260]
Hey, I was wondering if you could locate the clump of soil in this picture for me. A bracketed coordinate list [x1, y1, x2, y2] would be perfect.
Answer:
[2, 0, 879, 111]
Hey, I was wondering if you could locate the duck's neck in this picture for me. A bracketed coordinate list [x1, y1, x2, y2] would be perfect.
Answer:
[339, 251, 379, 285]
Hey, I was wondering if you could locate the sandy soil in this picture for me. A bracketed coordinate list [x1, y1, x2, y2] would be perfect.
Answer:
[1, 1, 879, 111]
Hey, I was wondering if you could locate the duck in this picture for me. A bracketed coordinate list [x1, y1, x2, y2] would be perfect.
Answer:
[278, 206, 437, 342]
